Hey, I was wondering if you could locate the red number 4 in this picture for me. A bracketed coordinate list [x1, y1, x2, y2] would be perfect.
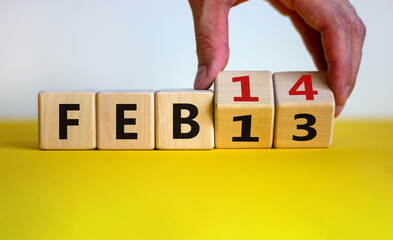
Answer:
[288, 75, 318, 100]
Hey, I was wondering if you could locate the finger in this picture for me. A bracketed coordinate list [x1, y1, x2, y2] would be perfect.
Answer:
[349, 16, 366, 97]
[278, 0, 356, 117]
[189, 0, 232, 90]
[325, 2, 365, 116]
[330, 1, 366, 113]
[322, 21, 352, 117]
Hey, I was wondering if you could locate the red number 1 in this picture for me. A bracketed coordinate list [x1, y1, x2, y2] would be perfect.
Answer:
[233, 76, 259, 102]
[288, 75, 318, 100]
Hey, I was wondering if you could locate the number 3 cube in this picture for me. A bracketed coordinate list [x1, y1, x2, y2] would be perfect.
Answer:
[273, 71, 334, 148]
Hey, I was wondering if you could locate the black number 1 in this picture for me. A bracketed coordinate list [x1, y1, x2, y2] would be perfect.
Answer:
[293, 113, 317, 141]
[232, 115, 259, 142]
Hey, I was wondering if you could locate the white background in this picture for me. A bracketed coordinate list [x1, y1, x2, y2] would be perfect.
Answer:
[0, 0, 392, 117]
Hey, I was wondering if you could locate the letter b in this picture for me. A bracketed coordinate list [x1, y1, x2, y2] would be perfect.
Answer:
[173, 103, 200, 139]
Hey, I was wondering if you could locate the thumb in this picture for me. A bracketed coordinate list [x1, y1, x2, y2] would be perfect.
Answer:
[189, 1, 231, 89]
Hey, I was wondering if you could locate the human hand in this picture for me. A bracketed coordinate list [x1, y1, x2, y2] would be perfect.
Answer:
[188, 0, 366, 117]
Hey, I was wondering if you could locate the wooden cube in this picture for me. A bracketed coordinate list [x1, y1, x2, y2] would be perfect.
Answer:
[273, 72, 335, 148]
[96, 90, 155, 150]
[214, 71, 275, 148]
[38, 91, 96, 149]
[155, 90, 214, 149]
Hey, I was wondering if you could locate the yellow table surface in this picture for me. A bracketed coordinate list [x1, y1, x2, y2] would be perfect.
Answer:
[1, 119, 393, 240]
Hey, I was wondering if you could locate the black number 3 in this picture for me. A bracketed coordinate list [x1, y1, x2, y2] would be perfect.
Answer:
[293, 114, 317, 141]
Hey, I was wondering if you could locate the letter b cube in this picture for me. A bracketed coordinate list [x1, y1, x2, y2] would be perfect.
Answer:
[155, 90, 214, 149]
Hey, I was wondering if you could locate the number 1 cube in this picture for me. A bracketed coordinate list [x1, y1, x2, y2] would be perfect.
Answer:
[214, 71, 275, 148]
[273, 72, 334, 148]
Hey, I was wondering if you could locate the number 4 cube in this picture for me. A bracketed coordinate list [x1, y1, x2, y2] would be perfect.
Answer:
[273, 72, 334, 148]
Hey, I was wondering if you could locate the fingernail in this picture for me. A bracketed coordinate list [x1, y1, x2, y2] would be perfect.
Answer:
[345, 86, 350, 99]
[194, 65, 207, 89]
[335, 104, 344, 118]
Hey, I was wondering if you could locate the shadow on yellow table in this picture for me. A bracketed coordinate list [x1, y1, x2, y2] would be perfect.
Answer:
[1, 119, 393, 240]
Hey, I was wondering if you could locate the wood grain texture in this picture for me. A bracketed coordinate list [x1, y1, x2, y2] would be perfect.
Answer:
[155, 90, 214, 150]
[273, 71, 335, 148]
[38, 91, 96, 149]
[214, 71, 274, 148]
[96, 91, 155, 150]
